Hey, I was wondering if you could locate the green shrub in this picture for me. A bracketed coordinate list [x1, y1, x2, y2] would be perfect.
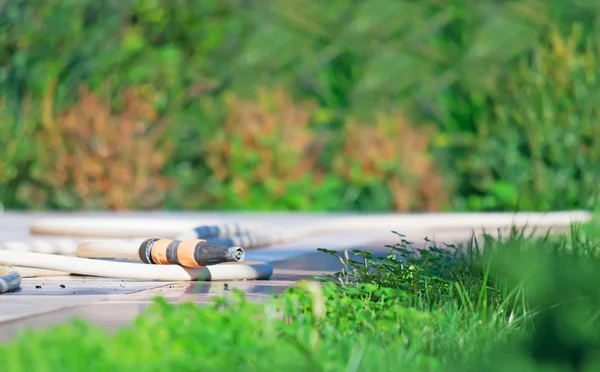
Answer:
[170, 88, 448, 212]
[0, 97, 35, 208]
[452, 24, 600, 211]
[0, 0, 249, 209]
[20, 84, 173, 210]
[331, 112, 448, 211]
[173, 87, 344, 211]
[1, 0, 600, 212]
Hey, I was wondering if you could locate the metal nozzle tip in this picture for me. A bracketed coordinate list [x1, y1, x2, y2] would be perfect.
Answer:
[227, 246, 245, 262]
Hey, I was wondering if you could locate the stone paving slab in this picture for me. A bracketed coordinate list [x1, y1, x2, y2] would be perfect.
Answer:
[0, 267, 349, 341]
[0, 277, 170, 323]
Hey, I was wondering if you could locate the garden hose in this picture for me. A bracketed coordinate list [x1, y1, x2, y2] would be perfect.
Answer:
[0, 211, 593, 293]
[0, 223, 274, 292]
[27, 212, 592, 242]
[0, 249, 271, 282]
[79, 238, 245, 267]
[29, 220, 267, 239]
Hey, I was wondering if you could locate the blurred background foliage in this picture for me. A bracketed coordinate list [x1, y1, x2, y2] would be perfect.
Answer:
[0, 0, 598, 212]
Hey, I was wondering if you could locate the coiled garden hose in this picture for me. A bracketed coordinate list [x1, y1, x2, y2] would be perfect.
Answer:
[0, 222, 274, 292]
[0, 211, 593, 293]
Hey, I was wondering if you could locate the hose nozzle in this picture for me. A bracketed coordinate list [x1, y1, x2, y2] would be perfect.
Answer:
[138, 239, 246, 268]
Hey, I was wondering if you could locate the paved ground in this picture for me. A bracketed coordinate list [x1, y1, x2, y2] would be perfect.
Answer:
[0, 211, 510, 342]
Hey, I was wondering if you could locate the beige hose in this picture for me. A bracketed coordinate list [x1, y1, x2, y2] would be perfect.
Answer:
[29, 219, 269, 239]
[0, 228, 273, 291]
[0, 250, 272, 281]
[29, 211, 593, 241]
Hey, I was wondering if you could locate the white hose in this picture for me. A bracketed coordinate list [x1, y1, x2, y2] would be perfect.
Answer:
[29, 211, 592, 241]
[0, 250, 272, 281]
[12, 267, 70, 277]
[0, 231, 274, 290]
[0, 238, 84, 255]
[29, 219, 269, 239]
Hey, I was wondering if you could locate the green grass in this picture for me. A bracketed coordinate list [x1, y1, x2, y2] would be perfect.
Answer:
[2, 223, 600, 371]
